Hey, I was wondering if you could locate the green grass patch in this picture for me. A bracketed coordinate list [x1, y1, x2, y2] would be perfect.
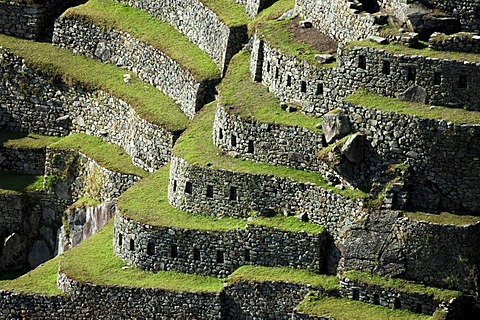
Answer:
[1, 256, 63, 296]
[69, 196, 102, 209]
[118, 164, 246, 230]
[0, 34, 188, 132]
[228, 266, 339, 291]
[256, 18, 336, 68]
[297, 293, 433, 320]
[63, 0, 220, 82]
[0, 174, 44, 194]
[49, 133, 147, 177]
[60, 221, 224, 293]
[346, 89, 480, 124]
[343, 270, 462, 301]
[198, 0, 250, 27]
[173, 101, 368, 199]
[404, 212, 480, 226]
[248, 0, 294, 34]
[0, 130, 61, 150]
[249, 214, 325, 233]
[349, 40, 480, 64]
[0, 268, 30, 287]
[218, 50, 322, 132]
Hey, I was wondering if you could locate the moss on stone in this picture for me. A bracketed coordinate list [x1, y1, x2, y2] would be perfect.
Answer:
[0, 174, 44, 194]
[404, 212, 480, 226]
[248, 0, 295, 34]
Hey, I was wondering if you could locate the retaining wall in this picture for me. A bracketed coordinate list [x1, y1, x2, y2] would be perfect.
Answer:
[424, 0, 480, 33]
[116, 0, 248, 73]
[213, 103, 325, 171]
[114, 212, 325, 277]
[53, 18, 219, 119]
[0, 147, 45, 174]
[0, 48, 178, 172]
[168, 156, 364, 237]
[429, 32, 480, 54]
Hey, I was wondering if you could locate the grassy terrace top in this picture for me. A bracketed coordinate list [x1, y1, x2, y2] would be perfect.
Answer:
[256, 18, 336, 68]
[118, 164, 246, 231]
[346, 89, 480, 124]
[0, 130, 61, 149]
[62, 0, 220, 82]
[60, 221, 224, 293]
[188, 0, 249, 27]
[0, 34, 188, 133]
[405, 212, 480, 226]
[249, 214, 325, 233]
[349, 40, 480, 64]
[173, 101, 369, 199]
[297, 294, 432, 320]
[228, 266, 339, 291]
[218, 51, 322, 132]
[344, 270, 462, 301]
[49, 133, 148, 178]
[248, 0, 295, 34]
[0, 174, 43, 194]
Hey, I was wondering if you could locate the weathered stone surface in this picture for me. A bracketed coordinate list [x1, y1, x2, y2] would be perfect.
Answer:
[322, 113, 352, 144]
[341, 133, 364, 163]
[27, 239, 52, 268]
[396, 85, 427, 103]
[407, 11, 461, 39]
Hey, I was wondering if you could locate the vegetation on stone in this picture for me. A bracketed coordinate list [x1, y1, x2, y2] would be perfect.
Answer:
[0, 34, 189, 132]
[249, 214, 325, 233]
[346, 89, 480, 124]
[199, 0, 250, 27]
[218, 50, 322, 131]
[0, 130, 61, 150]
[0, 174, 44, 194]
[405, 212, 480, 226]
[62, 0, 220, 82]
[343, 270, 462, 301]
[49, 133, 148, 178]
[248, 0, 295, 34]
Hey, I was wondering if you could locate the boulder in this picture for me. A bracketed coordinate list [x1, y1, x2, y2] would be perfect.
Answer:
[407, 12, 461, 40]
[396, 85, 427, 104]
[341, 133, 365, 163]
[322, 112, 352, 144]
[28, 240, 53, 268]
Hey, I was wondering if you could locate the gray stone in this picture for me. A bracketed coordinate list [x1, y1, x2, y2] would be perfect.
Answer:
[407, 12, 461, 40]
[322, 113, 352, 144]
[396, 85, 427, 104]
[368, 35, 388, 44]
[314, 53, 334, 64]
[27, 240, 52, 268]
[341, 133, 364, 163]
[298, 20, 312, 28]
[277, 9, 294, 20]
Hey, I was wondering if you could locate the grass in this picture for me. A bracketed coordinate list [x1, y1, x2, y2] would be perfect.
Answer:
[218, 51, 322, 131]
[0, 268, 30, 287]
[1, 256, 63, 296]
[248, 0, 295, 34]
[194, 0, 250, 27]
[69, 196, 102, 208]
[49, 133, 148, 178]
[346, 89, 480, 124]
[0, 130, 61, 149]
[173, 101, 368, 199]
[118, 164, 247, 231]
[297, 293, 433, 320]
[0, 174, 44, 194]
[349, 40, 480, 64]
[404, 212, 480, 226]
[228, 266, 339, 291]
[256, 18, 336, 68]
[60, 221, 224, 293]
[62, 0, 220, 82]
[249, 214, 325, 233]
[343, 270, 462, 301]
[0, 34, 188, 133]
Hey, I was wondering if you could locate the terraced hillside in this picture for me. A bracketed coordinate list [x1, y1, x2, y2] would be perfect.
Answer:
[1, 0, 480, 318]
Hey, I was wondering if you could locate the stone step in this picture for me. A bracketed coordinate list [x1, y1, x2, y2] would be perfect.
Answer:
[54, 0, 221, 119]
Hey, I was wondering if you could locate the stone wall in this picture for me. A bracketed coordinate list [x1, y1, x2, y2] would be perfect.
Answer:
[294, 0, 380, 42]
[223, 281, 312, 319]
[168, 156, 364, 238]
[116, 0, 248, 74]
[233, 0, 272, 18]
[0, 147, 45, 174]
[339, 102, 480, 213]
[250, 34, 337, 116]
[0, 0, 83, 40]
[45, 148, 141, 203]
[424, 0, 480, 33]
[0, 48, 178, 172]
[213, 103, 325, 171]
[53, 18, 219, 119]
[429, 32, 480, 54]
[114, 212, 325, 277]
[337, 45, 480, 110]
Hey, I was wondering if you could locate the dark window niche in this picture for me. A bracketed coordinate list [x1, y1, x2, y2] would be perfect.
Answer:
[407, 67, 416, 83]
[206, 185, 214, 198]
[247, 140, 254, 154]
[287, 75, 292, 87]
[433, 72, 442, 85]
[170, 244, 178, 258]
[316, 83, 324, 95]
[147, 241, 155, 256]
[394, 298, 401, 309]
[218, 128, 223, 140]
[266, 61, 270, 73]
[231, 134, 237, 147]
[358, 55, 366, 69]
[216, 250, 224, 263]
[173, 180, 177, 192]
[118, 233, 123, 246]
[300, 81, 307, 93]
[193, 247, 201, 261]
[372, 293, 380, 305]
[229, 186, 238, 201]
[129, 239, 135, 251]
[185, 181, 192, 194]
[415, 304, 422, 314]
[382, 60, 390, 75]
[275, 67, 279, 79]
[352, 288, 359, 300]
[244, 248, 251, 262]
[459, 75, 468, 88]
